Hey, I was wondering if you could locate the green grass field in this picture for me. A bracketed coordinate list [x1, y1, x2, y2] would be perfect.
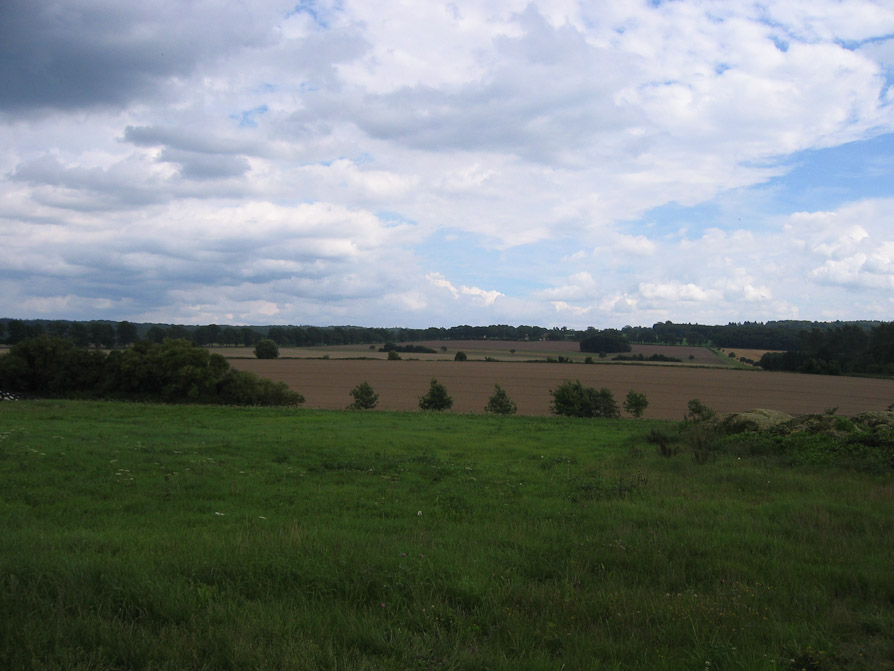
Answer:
[1, 401, 892, 670]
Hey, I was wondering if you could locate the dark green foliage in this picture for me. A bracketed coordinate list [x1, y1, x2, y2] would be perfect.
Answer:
[550, 380, 620, 418]
[579, 329, 631, 354]
[348, 381, 379, 410]
[623, 390, 649, 418]
[0, 335, 105, 396]
[379, 342, 437, 354]
[612, 352, 682, 362]
[387, 350, 401, 360]
[103, 339, 229, 401]
[0, 336, 302, 406]
[88, 321, 116, 348]
[253, 339, 280, 359]
[454, 351, 467, 361]
[759, 322, 894, 375]
[216, 370, 304, 406]
[115, 320, 139, 346]
[419, 378, 453, 411]
[686, 398, 716, 423]
[484, 384, 517, 415]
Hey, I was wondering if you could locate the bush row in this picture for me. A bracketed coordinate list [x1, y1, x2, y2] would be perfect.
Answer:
[344, 378, 648, 418]
[0, 337, 303, 406]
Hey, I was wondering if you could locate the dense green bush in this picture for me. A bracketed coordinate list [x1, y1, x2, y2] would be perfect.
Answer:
[623, 390, 649, 418]
[0, 336, 303, 406]
[550, 380, 619, 418]
[254, 339, 280, 359]
[348, 381, 379, 410]
[0, 335, 106, 397]
[579, 329, 631, 354]
[419, 378, 453, 411]
[379, 342, 437, 354]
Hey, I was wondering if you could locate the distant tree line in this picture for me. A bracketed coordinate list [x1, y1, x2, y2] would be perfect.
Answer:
[617, 320, 882, 350]
[1, 318, 886, 355]
[0, 336, 303, 405]
[0, 320, 576, 347]
[379, 343, 438, 354]
[758, 323, 894, 375]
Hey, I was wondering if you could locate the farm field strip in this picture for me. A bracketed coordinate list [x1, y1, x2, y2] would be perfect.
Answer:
[229, 357, 894, 419]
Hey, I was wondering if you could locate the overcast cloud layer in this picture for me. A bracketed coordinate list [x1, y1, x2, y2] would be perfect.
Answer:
[2, 0, 894, 328]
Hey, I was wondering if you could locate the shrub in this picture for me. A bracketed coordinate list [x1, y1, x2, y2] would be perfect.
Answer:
[254, 339, 279, 359]
[686, 398, 716, 423]
[419, 378, 453, 411]
[217, 370, 304, 406]
[387, 350, 401, 361]
[0, 336, 303, 406]
[485, 384, 517, 415]
[454, 351, 467, 361]
[348, 381, 379, 410]
[550, 380, 619, 418]
[623, 390, 649, 418]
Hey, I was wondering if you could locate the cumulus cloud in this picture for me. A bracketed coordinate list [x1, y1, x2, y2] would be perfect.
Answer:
[0, 0, 273, 113]
[427, 273, 504, 307]
[1, 1, 894, 326]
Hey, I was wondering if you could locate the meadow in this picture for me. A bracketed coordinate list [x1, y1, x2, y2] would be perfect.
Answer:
[1, 400, 892, 670]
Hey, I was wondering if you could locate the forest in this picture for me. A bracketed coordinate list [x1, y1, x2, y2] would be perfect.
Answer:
[0, 317, 883, 351]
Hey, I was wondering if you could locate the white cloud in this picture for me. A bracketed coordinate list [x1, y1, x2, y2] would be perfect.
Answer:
[2, 1, 894, 326]
[426, 272, 503, 306]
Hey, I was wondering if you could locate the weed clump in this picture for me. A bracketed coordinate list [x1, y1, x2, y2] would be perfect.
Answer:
[646, 426, 679, 457]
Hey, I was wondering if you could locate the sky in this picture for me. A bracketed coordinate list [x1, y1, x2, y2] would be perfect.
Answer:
[2, 0, 894, 329]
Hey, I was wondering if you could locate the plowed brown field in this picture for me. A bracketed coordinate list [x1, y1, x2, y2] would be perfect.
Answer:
[230, 357, 894, 419]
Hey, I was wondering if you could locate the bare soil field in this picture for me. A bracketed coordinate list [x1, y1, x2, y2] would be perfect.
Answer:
[229, 357, 894, 420]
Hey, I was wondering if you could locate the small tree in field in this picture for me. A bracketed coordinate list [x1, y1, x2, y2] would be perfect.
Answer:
[623, 390, 649, 418]
[419, 378, 453, 411]
[485, 384, 517, 415]
[454, 351, 467, 361]
[387, 350, 401, 360]
[348, 381, 379, 410]
[254, 339, 279, 359]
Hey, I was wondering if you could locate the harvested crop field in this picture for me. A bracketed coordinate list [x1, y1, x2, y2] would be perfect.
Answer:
[229, 357, 894, 419]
